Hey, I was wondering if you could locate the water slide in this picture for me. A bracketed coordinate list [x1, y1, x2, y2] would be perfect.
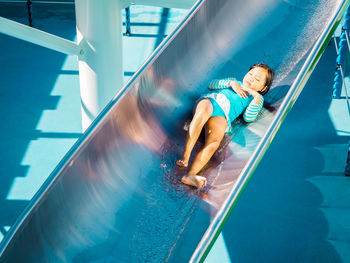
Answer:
[0, 0, 348, 262]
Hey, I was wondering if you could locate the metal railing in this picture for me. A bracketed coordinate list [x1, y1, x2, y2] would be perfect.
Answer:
[333, 6, 350, 112]
[332, 6, 350, 178]
[333, 33, 350, 112]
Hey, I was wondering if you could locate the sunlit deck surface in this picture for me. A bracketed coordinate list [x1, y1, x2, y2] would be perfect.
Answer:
[0, 2, 349, 262]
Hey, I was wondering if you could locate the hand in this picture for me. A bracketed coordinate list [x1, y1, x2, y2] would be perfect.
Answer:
[241, 85, 259, 97]
[230, 81, 248, 98]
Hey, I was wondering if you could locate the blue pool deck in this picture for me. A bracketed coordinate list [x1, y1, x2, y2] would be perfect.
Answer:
[0, 2, 350, 262]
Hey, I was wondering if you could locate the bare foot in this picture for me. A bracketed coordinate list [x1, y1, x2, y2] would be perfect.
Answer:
[181, 174, 207, 188]
[176, 159, 188, 167]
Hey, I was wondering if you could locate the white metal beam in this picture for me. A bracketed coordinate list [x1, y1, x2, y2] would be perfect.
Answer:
[121, 0, 197, 9]
[0, 16, 81, 56]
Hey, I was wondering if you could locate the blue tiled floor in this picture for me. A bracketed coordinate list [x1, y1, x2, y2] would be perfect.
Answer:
[0, 3, 82, 238]
[0, 2, 350, 262]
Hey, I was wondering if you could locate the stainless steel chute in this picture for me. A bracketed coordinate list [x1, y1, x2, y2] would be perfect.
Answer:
[0, 0, 348, 262]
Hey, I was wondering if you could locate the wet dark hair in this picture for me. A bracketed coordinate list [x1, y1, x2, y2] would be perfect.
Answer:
[249, 63, 274, 95]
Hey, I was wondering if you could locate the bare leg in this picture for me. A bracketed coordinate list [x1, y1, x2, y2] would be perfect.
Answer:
[182, 116, 227, 188]
[177, 99, 213, 167]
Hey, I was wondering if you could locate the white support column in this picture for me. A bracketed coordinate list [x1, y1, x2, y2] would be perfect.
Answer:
[75, 0, 124, 131]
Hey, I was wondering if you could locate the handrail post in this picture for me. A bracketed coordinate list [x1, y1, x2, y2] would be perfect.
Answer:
[125, 7, 131, 36]
[346, 142, 350, 176]
[26, 0, 33, 27]
[333, 35, 349, 105]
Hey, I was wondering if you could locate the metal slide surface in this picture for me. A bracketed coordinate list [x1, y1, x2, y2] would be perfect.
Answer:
[0, 0, 348, 262]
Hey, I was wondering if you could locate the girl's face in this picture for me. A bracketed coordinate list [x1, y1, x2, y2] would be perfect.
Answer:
[242, 67, 268, 92]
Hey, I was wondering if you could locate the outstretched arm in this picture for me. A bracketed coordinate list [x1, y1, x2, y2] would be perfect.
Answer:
[207, 78, 236, 90]
[208, 77, 249, 98]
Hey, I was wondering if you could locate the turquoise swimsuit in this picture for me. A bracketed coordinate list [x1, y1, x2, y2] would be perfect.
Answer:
[197, 78, 264, 134]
